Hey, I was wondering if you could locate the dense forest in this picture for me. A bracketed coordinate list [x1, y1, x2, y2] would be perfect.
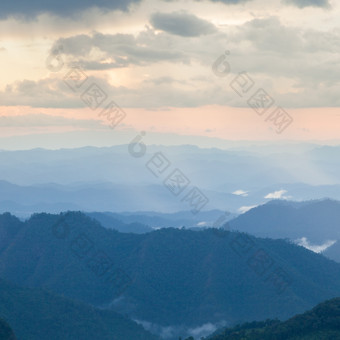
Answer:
[0, 278, 159, 340]
[1, 211, 340, 339]
[208, 298, 340, 340]
[0, 318, 16, 340]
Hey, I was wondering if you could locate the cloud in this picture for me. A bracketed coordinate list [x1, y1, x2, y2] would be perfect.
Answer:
[54, 18, 340, 95]
[3, 16, 340, 109]
[165, 0, 329, 6]
[144, 76, 186, 86]
[197, 221, 208, 226]
[238, 205, 258, 213]
[53, 29, 187, 70]
[195, 0, 328, 5]
[215, 0, 250, 2]
[0, 0, 141, 19]
[0, 77, 78, 107]
[150, 12, 217, 37]
[183, 0, 251, 3]
[188, 323, 224, 338]
[232, 189, 248, 197]
[0, 73, 211, 108]
[264, 190, 290, 199]
[0, 114, 106, 129]
[226, 17, 340, 88]
[0, 47, 6, 52]
[283, 0, 330, 8]
[295, 237, 336, 253]
[134, 319, 226, 339]
[236, 17, 302, 53]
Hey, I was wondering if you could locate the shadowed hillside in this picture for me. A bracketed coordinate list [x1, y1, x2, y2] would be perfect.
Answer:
[1, 211, 340, 338]
[208, 297, 340, 340]
[0, 278, 159, 340]
[0, 318, 16, 340]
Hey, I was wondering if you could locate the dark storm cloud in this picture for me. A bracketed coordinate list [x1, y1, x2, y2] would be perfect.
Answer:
[0, 0, 141, 19]
[150, 12, 217, 37]
[283, 0, 330, 8]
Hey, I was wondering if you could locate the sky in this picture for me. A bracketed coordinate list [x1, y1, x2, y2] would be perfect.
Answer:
[0, 0, 339, 149]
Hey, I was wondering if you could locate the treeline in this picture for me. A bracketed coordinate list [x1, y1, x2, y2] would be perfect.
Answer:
[207, 297, 340, 340]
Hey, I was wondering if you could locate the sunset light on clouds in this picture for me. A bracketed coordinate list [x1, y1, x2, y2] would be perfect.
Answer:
[0, 0, 339, 149]
[3, 3, 340, 338]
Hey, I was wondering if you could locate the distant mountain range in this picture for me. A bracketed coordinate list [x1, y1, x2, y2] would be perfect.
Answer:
[1, 144, 339, 339]
[88, 199, 340, 263]
[208, 297, 340, 340]
[0, 179, 236, 217]
[86, 210, 235, 232]
[2, 211, 340, 339]
[1, 144, 340, 215]
[228, 199, 340, 262]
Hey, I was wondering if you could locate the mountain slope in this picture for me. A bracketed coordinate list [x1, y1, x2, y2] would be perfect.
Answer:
[2, 145, 340, 215]
[228, 199, 340, 262]
[208, 297, 340, 340]
[1, 212, 340, 338]
[87, 209, 232, 232]
[229, 199, 340, 242]
[0, 278, 159, 340]
[86, 212, 153, 233]
[0, 318, 16, 340]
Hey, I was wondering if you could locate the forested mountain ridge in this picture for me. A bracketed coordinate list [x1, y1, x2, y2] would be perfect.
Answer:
[229, 199, 340, 242]
[228, 199, 340, 262]
[208, 297, 340, 340]
[0, 318, 16, 340]
[2, 211, 340, 338]
[0, 277, 159, 340]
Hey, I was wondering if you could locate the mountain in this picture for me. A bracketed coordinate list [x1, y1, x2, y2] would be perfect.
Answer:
[2, 212, 340, 339]
[0, 318, 16, 340]
[86, 209, 233, 232]
[0, 145, 306, 188]
[0, 277, 159, 340]
[1, 145, 340, 216]
[0, 180, 236, 217]
[324, 242, 340, 264]
[228, 199, 340, 262]
[208, 297, 340, 340]
[229, 199, 340, 242]
[86, 212, 153, 233]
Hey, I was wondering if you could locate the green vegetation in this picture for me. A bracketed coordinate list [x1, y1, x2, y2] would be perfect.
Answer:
[0, 318, 16, 340]
[208, 297, 340, 340]
[1, 211, 340, 329]
[0, 278, 159, 340]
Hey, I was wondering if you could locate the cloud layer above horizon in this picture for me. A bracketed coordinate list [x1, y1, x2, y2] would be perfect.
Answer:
[0, 0, 339, 146]
[0, 0, 330, 19]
